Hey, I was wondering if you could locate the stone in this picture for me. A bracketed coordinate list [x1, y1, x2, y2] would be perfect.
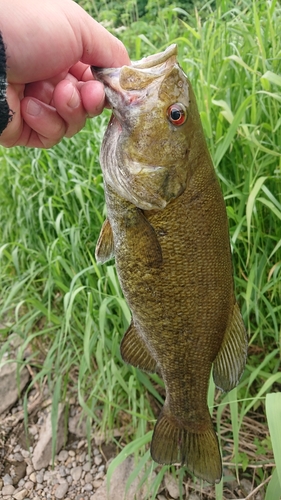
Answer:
[3, 473, 13, 485]
[164, 473, 180, 499]
[93, 479, 103, 489]
[29, 472, 37, 482]
[240, 478, 252, 496]
[2, 484, 15, 495]
[36, 471, 44, 483]
[78, 451, 86, 462]
[26, 465, 34, 475]
[90, 484, 107, 500]
[85, 472, 93, 483]
[68, 410, 87, 438]
[13, 488, 28, 500]
[107, 456, 156, 500]
[21, 449, 30, 458]
[57, 450, 68, 462]
[84, 483, 93, 491]
[14, 452, 24, 462]
[94, 455, 102, 466]
[11, 460, 27, 485]
[32, 404, 66, 470]
[71, 466, 83, 481]
[0, 362, 30, 414]
[54, 482, 69, 499]
[25, 481, 34, 490]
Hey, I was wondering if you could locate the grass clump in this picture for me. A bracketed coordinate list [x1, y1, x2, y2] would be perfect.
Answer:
[1, 0, 281, 498]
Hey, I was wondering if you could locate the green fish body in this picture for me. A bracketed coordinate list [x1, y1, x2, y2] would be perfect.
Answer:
[92, 45, 247, 484]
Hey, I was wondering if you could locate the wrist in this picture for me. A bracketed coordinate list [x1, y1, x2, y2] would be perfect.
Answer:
[0, 31, 13, 136]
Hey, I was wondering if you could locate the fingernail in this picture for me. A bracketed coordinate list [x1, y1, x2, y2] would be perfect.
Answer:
[68, 87, 80, 109]
[26, 99, 42, 116]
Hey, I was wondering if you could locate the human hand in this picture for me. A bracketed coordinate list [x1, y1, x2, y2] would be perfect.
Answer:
[0, 0, 130, 148]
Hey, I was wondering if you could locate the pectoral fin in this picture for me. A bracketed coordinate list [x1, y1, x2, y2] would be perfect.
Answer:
[126, 209, 163, 268]
[95, 218, 114, 264]
[213, 302, 247, 392]
[120, 321, 157, 373]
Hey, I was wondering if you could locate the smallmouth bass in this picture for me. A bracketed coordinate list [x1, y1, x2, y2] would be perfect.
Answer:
[92, 45, 247, 484]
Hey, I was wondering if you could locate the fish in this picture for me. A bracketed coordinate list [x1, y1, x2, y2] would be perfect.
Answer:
[92, 44, 247, 484]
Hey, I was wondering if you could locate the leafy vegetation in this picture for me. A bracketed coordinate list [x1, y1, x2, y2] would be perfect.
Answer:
[1, 0, 281, 498]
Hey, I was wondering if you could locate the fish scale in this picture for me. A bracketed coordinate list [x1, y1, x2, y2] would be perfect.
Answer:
[92, 44, 247, 484]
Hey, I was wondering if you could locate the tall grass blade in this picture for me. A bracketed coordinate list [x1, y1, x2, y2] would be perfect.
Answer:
[266, 393, 281, 486]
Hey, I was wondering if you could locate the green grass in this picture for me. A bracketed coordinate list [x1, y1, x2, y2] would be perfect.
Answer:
[1, 0, 281, 498]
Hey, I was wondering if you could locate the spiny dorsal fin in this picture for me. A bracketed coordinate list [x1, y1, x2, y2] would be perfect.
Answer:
[120, 321, 157, 373]
[213, 302, 247, 392]
[95, 218, 114, 264]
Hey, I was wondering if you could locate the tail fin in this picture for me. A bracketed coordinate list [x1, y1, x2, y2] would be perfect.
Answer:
[150, 409, 222, 484]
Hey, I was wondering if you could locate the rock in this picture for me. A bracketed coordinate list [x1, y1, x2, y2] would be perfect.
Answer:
[83, 462, 91, 472]
[2, 484, 15, 495]
[68, 410, 87, 438]
[11, 460, 27, 485]
[3, 473, 13, 485]
[85, 472, 93, 483]
[26, 465, 34, 475]
[78, 451, 86, 462]
[93, 479, 103, 489]
[188, 494, 201, 500]
[13, 488, 28, 500]
[164, 473, 180, 499]
[57, 450, 68, 462]
[36, 471, 44, 483]
[54, 482, 69, 499]
[32, 404, 66, 470]
[94, 455, 103, 466]
[0, 362, 30, 414]
[14, 452, 24, 462]
[71, 466, 83, 481]
[90, 483, 107, 500]
[30, 472, 37, 482]
[84, 483, 93, 491]
[108, 455, 156, 500]
[25, 480, 34, 490]
[240, 478, 252, 496]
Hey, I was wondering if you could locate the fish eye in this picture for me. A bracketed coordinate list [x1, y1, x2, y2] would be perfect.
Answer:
[167, 103, 187, 126]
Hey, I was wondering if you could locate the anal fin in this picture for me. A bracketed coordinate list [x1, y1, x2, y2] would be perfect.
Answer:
[95, 218, 114, 264]
[120, 321, 157, 373]
[213, 302, 247, 392]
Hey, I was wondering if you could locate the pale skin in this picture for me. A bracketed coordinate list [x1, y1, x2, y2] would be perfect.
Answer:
[0, 0, 130, 148]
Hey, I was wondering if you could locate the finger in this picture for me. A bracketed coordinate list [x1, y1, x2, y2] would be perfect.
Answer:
[52, 80, 87, 137]
[79, 80, 105, 117]
[21, 98, 67, 147]
[24, 81, 55, 105]
[69, 62, 92, 82]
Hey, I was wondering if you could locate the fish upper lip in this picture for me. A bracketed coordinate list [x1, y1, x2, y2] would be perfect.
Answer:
[91, 44, 177, 80]
[91, 44, 178, 96]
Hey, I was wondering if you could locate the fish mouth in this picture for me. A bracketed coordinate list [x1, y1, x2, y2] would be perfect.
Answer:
[91, 44, 178, 112]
